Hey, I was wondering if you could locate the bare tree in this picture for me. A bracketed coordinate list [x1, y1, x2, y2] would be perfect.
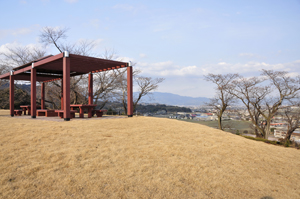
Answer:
[229, 70, 300, 139]
[0, 44, 47, 100]
[254, 70, 300, 139]
[229, 76, 270, 137]
[204, 73, 238, 130]
[1, 45, 47, 67]
[117, 68, 164, 113]
[40, 27, 69, 53]
[278, 101, 300, 144]
[39, 27, 99, 107]
[0, 60, 9, 87]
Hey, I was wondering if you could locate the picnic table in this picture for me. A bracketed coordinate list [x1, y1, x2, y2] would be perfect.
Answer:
[70, 104, 97, 118]
[20, 105, 31, 115]
[20, 105, 41, 115]
[55, 110, 77, 119]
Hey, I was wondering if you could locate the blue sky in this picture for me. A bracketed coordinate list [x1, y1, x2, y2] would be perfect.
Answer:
[1, 0, 300, 97]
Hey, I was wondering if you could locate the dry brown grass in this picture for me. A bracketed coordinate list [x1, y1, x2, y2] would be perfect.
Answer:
[0, 109, 299, 199]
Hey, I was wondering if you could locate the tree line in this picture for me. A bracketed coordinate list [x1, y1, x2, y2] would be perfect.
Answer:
[204, 70, 300, 144]
[0, 27, 164, 113]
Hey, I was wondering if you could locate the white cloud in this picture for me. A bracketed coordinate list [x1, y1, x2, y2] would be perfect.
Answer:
[76, 55, 300, 78]
[287, 72, 299, 77]
[0, 42, 48, 55]
[0, 42, 20, 55]
[64, 0, 78, 3]
[132, 60, 300, 77]
[135, 61, 198, 76]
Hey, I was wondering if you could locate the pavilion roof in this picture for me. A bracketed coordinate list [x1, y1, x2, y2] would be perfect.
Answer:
[0, 52, 129, 82]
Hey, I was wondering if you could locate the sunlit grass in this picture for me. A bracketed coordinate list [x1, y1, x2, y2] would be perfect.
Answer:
[0, 110, 299, 198]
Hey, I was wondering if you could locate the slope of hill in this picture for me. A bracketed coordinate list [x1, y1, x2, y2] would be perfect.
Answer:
[0, 109, 299, 198]
[138, 92, 209, 106]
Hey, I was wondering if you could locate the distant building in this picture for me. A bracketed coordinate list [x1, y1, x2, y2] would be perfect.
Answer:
[270, 123, 286, 127]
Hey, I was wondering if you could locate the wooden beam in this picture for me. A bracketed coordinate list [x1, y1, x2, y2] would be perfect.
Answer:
[31, 67, 36, 118]
[34, 53, 64, 67]
[41, 82, 45, 109]
[127, 66, 133, 117]
[88, 73, 93, 105]
[9, 74, 14, 117]
[61, 79, 63, 110]
[0, 72, 10, 79]
[63, 56, 70, 121]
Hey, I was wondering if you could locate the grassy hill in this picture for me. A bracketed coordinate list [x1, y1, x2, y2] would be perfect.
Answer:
[0, 110, 299, 198]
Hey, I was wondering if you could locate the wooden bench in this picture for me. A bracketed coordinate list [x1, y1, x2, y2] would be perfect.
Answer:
[14, 109, 22, 116]
[92, 109, 107, 117]
[37, 109, 57, 117]
[55, 110, 77, 119]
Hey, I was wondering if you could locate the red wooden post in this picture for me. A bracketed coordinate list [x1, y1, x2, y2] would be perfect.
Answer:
[9, 72, 14, 117]
[79, 107, 84, 118]
[41, 82, 45, 109]
[63, 51, 70, 121]
[127, 65, 133, 117]
[88, 73, 93, 105]
[31, 65, 37, 118]
[61, 79, 64, 110]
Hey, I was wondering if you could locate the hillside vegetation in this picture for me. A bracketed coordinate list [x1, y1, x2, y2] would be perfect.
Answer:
[0, 110, 299, 198]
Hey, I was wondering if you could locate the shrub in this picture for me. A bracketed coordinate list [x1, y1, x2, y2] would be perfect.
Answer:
[107, 107, 117, 115]
[236, 130, 240, 135]
[243, 130, 248, 134]
[242, 136, 281, 146]
[284, 140, 290, 147]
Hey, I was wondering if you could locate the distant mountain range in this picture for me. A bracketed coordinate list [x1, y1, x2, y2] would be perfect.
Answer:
[137, 92, 209, 106]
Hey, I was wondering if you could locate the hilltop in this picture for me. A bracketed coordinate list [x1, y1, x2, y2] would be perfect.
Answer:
[0, 110, 299, 198]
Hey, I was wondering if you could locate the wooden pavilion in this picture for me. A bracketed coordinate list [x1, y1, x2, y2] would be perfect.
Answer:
[0, 51, 133, 120]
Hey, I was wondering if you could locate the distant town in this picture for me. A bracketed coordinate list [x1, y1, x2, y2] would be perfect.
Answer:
[139, 103, 300, 144]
